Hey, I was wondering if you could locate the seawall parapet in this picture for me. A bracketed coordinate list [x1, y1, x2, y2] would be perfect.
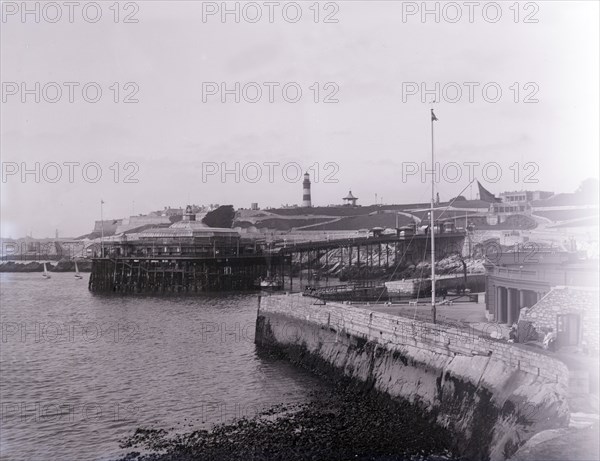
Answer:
[255, 293, 570, 460]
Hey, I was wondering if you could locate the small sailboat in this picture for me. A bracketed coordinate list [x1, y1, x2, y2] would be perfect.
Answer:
[74, 261, 83, 279]
[42, 262, 51, 279]
[255, 269, 283, 289]
[258, 276, 284, 289]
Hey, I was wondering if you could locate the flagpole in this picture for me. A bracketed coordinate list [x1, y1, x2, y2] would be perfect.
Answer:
[100, 200, 104, 258]
[430, 109, 436, 324]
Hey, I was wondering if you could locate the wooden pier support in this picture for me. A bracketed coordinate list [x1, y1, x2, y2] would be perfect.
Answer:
[89, 255, 288, 294]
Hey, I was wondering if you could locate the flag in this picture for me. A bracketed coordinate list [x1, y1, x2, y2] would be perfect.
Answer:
[477, 181, 501, 203]
[431, 109, 438, 122]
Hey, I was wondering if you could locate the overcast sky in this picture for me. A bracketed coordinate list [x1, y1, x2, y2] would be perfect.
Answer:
[1, 1, 598, 238]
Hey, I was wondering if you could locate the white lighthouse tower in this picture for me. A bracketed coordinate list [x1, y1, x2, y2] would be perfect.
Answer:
[302, 172, 312, 207]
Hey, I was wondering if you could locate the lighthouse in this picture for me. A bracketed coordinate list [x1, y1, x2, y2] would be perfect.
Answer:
[302, 172, 312, 207]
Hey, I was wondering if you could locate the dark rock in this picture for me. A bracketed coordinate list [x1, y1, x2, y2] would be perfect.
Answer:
[117, 384, 458, 461]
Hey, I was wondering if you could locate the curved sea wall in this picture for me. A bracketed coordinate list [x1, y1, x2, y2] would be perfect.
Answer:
[255, 293, 570, 461]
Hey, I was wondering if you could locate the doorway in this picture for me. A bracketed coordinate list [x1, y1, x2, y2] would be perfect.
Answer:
[556, 313, 580, 347]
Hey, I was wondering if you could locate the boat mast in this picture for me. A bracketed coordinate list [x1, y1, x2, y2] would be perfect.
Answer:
[430, 109, 437, 324]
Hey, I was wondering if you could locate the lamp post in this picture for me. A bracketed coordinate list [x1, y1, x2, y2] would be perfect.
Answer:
[430, 109, 438, 324]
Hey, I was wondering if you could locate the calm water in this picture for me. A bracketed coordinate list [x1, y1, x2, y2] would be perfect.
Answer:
[0, 273, 327, 461]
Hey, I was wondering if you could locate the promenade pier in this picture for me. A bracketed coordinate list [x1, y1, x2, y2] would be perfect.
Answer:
[88, 226, 465, 294]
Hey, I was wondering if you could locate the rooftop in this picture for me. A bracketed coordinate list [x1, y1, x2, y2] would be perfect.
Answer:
[138, 221, 239, 239]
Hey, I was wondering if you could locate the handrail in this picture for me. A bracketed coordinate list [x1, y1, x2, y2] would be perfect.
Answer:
[276, 232, 466, 253]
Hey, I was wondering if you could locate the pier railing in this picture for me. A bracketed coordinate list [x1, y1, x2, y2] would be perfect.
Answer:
[276, 231, 466, 253]
[303, 281, 388, 302]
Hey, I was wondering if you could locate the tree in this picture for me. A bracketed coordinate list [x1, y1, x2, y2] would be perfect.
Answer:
[202, 205, 235, 228]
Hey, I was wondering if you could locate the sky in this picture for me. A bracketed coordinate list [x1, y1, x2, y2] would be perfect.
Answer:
[1, 0, 599, 238]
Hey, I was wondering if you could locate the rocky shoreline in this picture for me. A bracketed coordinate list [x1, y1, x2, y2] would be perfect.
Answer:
[117, 384, 458, 461]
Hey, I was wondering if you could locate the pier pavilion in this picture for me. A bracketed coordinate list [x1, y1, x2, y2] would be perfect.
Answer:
[88, 206, 282, 293]
[96, 205, 248, 258]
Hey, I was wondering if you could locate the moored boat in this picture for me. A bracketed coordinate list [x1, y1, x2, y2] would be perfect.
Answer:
[256, 276, 284, 289]
[75, 261, 83, 279]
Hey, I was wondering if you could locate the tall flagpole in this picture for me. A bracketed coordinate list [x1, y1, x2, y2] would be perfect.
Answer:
[430, 109, 437, 324]
[100, 199, 105, 258]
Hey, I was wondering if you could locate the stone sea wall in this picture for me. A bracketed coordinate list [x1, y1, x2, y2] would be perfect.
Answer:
[255, 293, 571, 461]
